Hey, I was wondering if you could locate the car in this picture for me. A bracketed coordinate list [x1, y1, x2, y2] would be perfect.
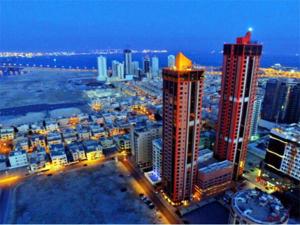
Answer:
[145, 200, 152, 205]
[141, 196, 148, 201]
[148, 203, 155, 209]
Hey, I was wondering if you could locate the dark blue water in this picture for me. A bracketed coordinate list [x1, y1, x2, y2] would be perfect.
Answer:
[0, 53, 299, 69]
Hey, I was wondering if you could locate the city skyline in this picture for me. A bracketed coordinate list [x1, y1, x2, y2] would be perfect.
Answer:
[0, 0, 299, 56]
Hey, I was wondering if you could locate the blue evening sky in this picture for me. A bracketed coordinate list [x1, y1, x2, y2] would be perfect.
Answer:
[0, 0, 299, 56]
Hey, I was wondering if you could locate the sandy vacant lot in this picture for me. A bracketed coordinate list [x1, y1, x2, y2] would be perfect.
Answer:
[8, 161, 161, 224]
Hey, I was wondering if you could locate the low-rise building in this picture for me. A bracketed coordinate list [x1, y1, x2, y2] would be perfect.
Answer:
[68, 142, 86, 162]
[45, 119, 59, 132]
[28, 146, 48, 172]
[29, 134, 46, 148]
[90, 125, 107, 139]
[83, 140, 103, 160]
[229, 189, 289, 224]
[77, 126, 90, 141]
[197, 148, 214, 163]
[8, 148, 29, 169]
[49, 144, 68, 167]
[115, 134, 131, 152]
[99, 138, 117, 155]
[62, 129, 77, 144]
[47, 132, 62, 145]
[195, 160, 233, 200]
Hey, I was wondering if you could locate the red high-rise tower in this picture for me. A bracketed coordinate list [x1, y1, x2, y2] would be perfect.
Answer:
[215, 31, 262, 180]
[162, 53, 205, 204]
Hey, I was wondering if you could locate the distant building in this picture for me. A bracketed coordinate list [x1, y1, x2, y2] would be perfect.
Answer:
[29, 134, 46, 148]
[97, 56, 107, 81]
[131, 61, 140, 76]
[83, 140, 103, 160]
[229, 189, 289, 224]
[47, 131, 62, 145]
[131, 123, 162, 169]
[151, 56, 159, 77]
[143, 56, 150, 74]
[62, 129, 77, 144]
[0, 128, 14, 141]
[167, 55, 175, 67]
[44, 119, 59, 132]
[215, 31, 262, 180]
[77, 126, 90, 141]
[9, 148, 29, 169]
[124, 49, 132, 75]
[195, 160, 233, 200]
[90, 125, 106, 139]
[50, 144, 68, 167]
[261, 79, 300, 124]
[264, 123, 300, 182]
[284, 83, 300, 124]
[112, 60, 124, 80]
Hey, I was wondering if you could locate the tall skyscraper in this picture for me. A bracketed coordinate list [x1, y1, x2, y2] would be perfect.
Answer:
[151, 56, 159, 77]
[131, 61, 140, 76]
[162, 52, 205, 204]
[215, 31, 262, 180]
[143, 56, 150, 74]
[284, 83, 300, 123]
[124, 49, 132, 75]
[261, 79, 290, 123]
[112, 60, 124, 80]
[97, 56, 107, 81]
[261, 79, 300, 124]
[167, 55, 175, 68]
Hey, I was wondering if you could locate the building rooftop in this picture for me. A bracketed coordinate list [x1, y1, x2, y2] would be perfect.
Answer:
[232, 189, 289, 224]
[199, 160, 233, 174]
[50, 144, 65, 156]
[271, 123, 300, 144]
[9, 148, 27, 156]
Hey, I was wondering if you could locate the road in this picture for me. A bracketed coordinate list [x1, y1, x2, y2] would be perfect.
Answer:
[0, 187, 12, 224]
[120, 158, 183, 224]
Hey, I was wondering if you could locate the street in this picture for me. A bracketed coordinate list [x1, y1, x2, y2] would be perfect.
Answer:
[120, 158, 183, 224]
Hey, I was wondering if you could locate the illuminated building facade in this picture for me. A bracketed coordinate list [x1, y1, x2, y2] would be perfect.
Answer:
[195, 160, 233, 200]
[264, 124, 300, 182]
[162, 52, 205, 204]
[215, 31, 262, 180]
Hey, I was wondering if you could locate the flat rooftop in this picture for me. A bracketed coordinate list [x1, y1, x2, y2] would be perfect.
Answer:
[271, 123, 300, 144]
[232, 189, 289, 224]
